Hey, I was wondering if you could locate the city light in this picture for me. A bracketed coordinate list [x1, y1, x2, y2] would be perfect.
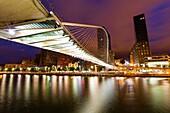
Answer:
[0, 0, 170, 113]
[8, 29, 16, 35]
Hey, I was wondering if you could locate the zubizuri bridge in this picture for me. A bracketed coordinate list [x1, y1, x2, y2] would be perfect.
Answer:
[0, 0, 114, 69]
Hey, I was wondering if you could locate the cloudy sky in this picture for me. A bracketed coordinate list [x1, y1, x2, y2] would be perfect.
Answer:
[51, 0, 170, 57]
[0, 0, 170, 64]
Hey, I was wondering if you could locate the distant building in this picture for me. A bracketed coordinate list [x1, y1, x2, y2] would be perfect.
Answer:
[131, 13, 151, 65]
[57, 53, 75, 68]
[109, 50, 115, 65]
[144, 54, 170, 68]
[0, 65, 3, 71]
[80, 60, 97, 70]
[97, 28, 108, 62]
[21, 49, 98, 69]
[22, 58, 37, 67]
[4, 64, 21, 68]
[39, 49, 58, 66]
[130, 52, 134, 65]
[97, 28, 114, 64]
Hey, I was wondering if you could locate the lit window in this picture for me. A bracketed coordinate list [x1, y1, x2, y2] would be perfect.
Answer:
[148, 57, 152, 60]
[140, 17, 145, 20]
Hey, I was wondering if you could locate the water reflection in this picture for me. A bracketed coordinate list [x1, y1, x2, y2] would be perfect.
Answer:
[32, 75, 39, 100]
[0, 74, 6, 102]
[77, 78, 115, 113]
[8, 74, 14, 100]
[16, 74, 21, 99]
[25, 75, 30, 101]
[0, 74, 170, 113]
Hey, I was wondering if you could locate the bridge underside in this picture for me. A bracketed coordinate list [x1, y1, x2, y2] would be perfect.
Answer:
[0, 0, 113, 68]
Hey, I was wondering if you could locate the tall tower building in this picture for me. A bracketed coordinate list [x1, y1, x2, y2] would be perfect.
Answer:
[134, 14, 149, 42]
[97, 28, 108, 62]
[97, 28, 114, 64]
[131, 13, 151, 65]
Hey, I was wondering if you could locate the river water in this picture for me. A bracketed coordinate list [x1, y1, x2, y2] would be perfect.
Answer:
[0, 74, 170, 113]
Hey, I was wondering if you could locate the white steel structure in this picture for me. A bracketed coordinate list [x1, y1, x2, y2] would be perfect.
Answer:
[0, 0, 113, 68]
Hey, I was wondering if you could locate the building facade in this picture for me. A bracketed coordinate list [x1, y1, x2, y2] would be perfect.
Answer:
[144, 54, 170, 68]
[22, 58, 37, 67]
[131, 13, 151, 65]
[97, 28, 107, 62]
[57, 53, 75, 68]
[97, 28, 114, 64]
[4, 64, 21, 69]
[39, 49, 58, 66]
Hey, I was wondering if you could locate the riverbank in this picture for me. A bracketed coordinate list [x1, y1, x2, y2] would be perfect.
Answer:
[0, 71, 170, 77]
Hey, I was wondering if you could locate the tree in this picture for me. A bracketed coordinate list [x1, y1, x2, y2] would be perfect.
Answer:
[69, 67, 74, 71]
[57, 67, 62, 71]
[22, 68, 26, 71]
[7, 68, 12, 72]
[14, 68, 20, 71]
[30, 67, 37, 72]
[63, 67, 67, 71]
[75, 67, 79, 71]
[97, 66, 103, 72]
[83, 67, 88, 71]
[120, 59, 125, 65]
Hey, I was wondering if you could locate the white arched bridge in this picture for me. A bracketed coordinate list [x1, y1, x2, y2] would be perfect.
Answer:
[0, 0, 114, 68]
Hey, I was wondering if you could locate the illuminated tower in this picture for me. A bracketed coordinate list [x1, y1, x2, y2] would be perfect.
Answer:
[131, 13, 151, 65]
[97, 28, 107, 62]
[97, 28, 113, 63]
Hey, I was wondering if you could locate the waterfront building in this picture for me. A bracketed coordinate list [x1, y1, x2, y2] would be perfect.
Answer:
[109, 49, 115, 65]
[22, 58, 37, 67]
[21, 49, 97, 70]
[144, 54, 170, 68]
[131, 13, 151, 65]
[57, 53, 75, 68]
[39, 49, 58, 66]
[0, 65, 3, 71]
[4, 64, 21, 69]
[130, 52, 134, 66]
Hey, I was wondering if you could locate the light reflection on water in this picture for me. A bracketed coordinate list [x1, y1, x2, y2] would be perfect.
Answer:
[0, 74, 170, 113]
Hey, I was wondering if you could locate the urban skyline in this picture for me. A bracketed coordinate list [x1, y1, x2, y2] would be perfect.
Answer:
[0, 0, 170, 64]
[51, 0, 170, 57]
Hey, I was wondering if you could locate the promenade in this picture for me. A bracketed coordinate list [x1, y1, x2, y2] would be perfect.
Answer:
[0, 71, 170, 77]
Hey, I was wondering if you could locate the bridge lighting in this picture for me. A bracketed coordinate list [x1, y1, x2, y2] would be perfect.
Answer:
[54, 30, 64, 35]
[56, 21, 60, 26]
[4, 2, 111, 69]
[91, 66, 94, 69]
[59, 45, 77, 51]
[8, 29, 16, 35]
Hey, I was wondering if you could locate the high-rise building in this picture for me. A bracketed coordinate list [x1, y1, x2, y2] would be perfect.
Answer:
[97, 28, 107, 62]
[134, 13, 149, 42]
[97, 28, 114, 64]
[131, 13, 151, 65]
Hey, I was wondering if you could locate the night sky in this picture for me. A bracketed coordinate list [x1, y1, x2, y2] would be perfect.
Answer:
[1, 0, 170, 64]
